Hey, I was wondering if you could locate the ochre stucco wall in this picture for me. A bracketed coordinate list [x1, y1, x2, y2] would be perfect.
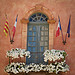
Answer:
[0, 0, 75, 75]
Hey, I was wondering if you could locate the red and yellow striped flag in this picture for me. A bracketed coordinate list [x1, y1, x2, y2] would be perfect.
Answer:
[4, 19, 9, 36]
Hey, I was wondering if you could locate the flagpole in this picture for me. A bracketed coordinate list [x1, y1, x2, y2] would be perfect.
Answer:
[64, 15, 71, 44]
[64, 33, 67, 44]
[5, 14, 12, 44]
[61, 28, 65, 45]
[58, 16, 65, 45]
[11, 14, 18, 44]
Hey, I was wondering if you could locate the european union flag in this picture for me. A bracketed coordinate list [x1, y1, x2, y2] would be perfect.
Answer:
[67, 15, 71, 37]
[59, 18, 62, 30]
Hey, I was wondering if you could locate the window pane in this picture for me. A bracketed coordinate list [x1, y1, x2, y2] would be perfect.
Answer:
[28, 37, 32, 41]
[33, 42, 36, 46]
[32, 14, 36, 18]
[41, 31, 44, 36]
[33, 26, 36, 31]
[45, 18, 48, 21]
[33, 37, 36, 41]
[41, 37, 44, 41]
[28, 42, 33, 46]
[45, 31, 48, 35]
[33, 32, 36, 36]
[41, 46, 44, 52]
[45, 37, 48, 41]
[32, 47, 36, 52]
[40, 17, 43, 21]
[28, 31, 32, 36]
[29, 18, 32, 21]
[41, 26, 44, 30]
[29, 26, 32, 31]
[35, 18, 37, 21]
[45, 42, 48, 46]
[28, 47, 31, 51]
[45, 27, 48, 30]
[38, 17, 40, 20]
[37, 13, 41, 16]
[40, 42, 44, 46]
[42, 14, 46, 18]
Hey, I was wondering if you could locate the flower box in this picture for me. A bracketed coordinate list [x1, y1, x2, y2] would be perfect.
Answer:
[9, 72, 26, 75]
[5, 62, 69, 74]
[5, 48, 69, 75]
[8, 72, 60, 75]
[6, 48, 30, 59]
[6, 48, 30, 64]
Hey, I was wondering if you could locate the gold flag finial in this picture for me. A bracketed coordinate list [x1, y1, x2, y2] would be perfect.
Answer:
[5, 13, 7, 19]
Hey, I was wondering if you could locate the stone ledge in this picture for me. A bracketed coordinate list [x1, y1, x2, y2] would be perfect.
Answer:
[8, 72, 61, 75]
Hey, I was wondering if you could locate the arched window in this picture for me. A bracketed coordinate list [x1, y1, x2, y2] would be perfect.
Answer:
[26, 13, 49, 64]
[29, 13, 48, 22]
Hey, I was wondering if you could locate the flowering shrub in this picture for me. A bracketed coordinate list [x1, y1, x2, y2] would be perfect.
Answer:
[6, 48, 30, 59]
[5, 61, 69, 74]
[43, 49, 67, 62]
[5, 48, 69, 74]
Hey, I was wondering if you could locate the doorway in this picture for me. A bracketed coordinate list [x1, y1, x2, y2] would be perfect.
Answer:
[26, 13, 49, 64]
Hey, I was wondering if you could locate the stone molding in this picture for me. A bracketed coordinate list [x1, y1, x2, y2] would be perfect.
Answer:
[21, 4, 56, 50]
[21, 4, 55, 24]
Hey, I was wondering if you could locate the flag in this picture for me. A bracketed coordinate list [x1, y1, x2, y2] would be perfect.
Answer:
[56, 17, 61, 37]
[4, 19, 9, 36]
[12, 15, 18, 39]
[67, 15, 71, 37]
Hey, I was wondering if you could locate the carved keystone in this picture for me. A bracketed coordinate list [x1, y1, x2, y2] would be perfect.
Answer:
[35, 4, 43, 11]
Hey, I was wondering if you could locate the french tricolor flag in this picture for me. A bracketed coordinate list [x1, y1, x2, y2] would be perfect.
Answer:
[12, 15, 18, 39]
[56, 17, 61, 37]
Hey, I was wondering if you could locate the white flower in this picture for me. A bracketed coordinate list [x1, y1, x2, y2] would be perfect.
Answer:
[6, 48, 30, 59]
[43, 49, 67, 62]
[5, 62, 69, 74]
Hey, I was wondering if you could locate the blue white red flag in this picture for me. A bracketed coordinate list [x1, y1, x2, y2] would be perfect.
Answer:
[12, 15, 18, 38]
[56, 18, 61, 37]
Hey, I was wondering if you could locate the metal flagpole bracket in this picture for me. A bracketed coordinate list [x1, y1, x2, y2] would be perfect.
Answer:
[10, 40, 14, 44]
[63, 40, 66, 45]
